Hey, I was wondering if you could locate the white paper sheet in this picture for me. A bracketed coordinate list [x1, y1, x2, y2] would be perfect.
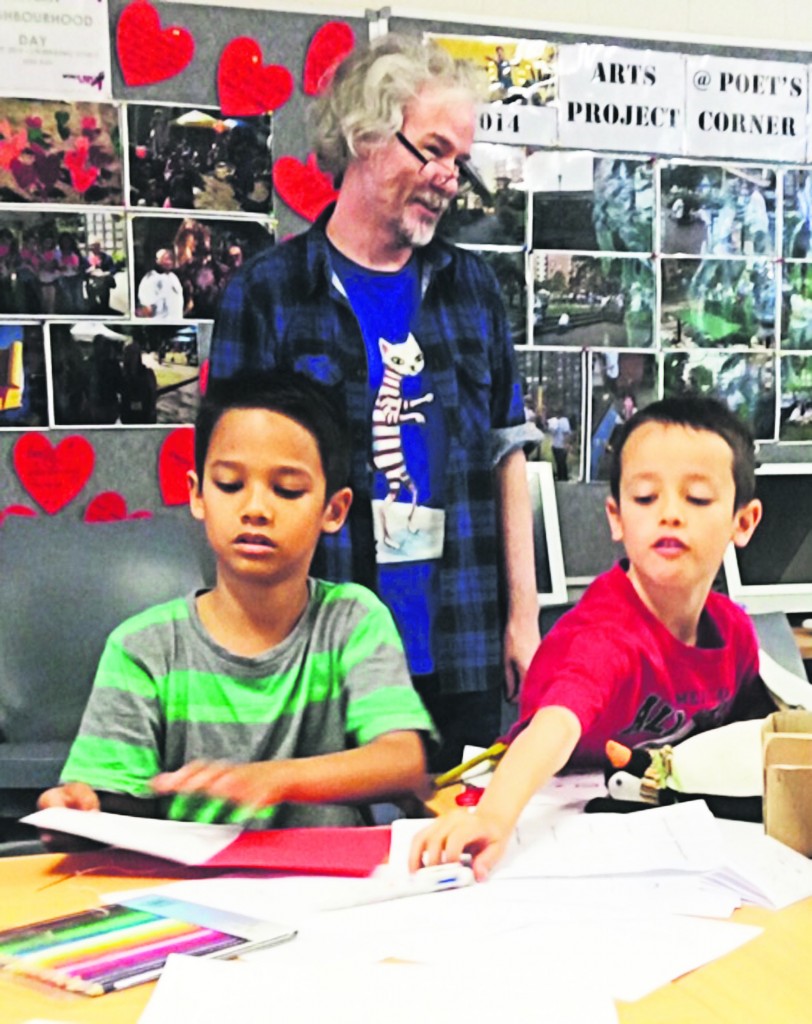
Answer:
[139, 952, 619, 1024]
[499, 798, 724, 879]
[714, 818, 812, 908]
[759, 648, 812, 710]
[22, 807, 241, 865]
[210, 873, 755, 1004]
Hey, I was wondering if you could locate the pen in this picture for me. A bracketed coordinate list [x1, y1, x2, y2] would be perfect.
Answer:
[433, 741, 507, 789]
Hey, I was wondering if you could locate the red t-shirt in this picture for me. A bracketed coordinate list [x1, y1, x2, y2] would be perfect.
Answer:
[512, 562, 764, 767]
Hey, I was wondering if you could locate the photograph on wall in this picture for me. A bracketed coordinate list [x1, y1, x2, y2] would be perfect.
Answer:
[779, 262, 812, 349]
[663, 349, 776, 439]
[780, 355, 812, 441]
[590, 351, 657, 481]
[0, 99, 121, 205]
[531, 252, 654, 348]
[782, 168, 812, 260]
[127, 104, 273, 215]
[429, 34, 558, 107]
[516, 347, 582, 480]
[660, 257, 776, 349]
[49, 320, 211, 426]
[0, 323, 46, 427]
[0, 210, 127, 317]
[463, 248, 526, 342]
[131, 215, 273, 321]
[439, 143, 526, 246]
[660, 162, 776, 256]
[531, 152, 653, 252]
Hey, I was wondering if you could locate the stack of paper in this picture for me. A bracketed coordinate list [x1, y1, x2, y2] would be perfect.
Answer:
[23, 807, 391, 876]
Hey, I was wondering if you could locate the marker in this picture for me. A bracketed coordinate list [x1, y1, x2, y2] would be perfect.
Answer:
[369, 862, 476, 903]
[407, 863, 476, 894]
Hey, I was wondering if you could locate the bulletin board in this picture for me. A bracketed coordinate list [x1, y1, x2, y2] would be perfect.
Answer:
[1, 1, 812, 527]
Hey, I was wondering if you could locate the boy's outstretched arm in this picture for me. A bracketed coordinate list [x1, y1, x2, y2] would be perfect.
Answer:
[151, 731, 431, 809]
[409, 706, 582, 880]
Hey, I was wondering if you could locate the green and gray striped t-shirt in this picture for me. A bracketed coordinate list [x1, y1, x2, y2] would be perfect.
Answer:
[61, 578, 436, 827]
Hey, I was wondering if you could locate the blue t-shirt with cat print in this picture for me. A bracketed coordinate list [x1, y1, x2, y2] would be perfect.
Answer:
[330, 246, 447, 676]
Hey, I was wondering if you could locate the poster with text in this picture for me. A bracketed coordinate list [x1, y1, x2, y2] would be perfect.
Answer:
[557, 44, 685, 156]
[685, 54, 808, 162]
[0, 0, 111, 101]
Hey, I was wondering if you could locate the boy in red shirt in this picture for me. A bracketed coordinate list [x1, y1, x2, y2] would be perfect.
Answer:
[412, 396, 772, 878]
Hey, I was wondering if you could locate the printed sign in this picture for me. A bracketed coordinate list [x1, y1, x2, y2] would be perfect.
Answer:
[557, 44, 685, 155]
[0, 0, 112, 100]
[475, 102, 557, 146]
[685, 54, 808, 162]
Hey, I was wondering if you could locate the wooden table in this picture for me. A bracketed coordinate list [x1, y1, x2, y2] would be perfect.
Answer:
[2, 847, 812, 1024]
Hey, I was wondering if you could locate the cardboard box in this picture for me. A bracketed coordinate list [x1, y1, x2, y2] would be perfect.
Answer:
[762, 711, 812, 856]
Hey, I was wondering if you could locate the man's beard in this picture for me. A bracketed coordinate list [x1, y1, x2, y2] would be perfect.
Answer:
[396, 192, 450, 249]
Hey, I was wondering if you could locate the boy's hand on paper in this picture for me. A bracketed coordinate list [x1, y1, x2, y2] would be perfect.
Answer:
[408, 809, 509, 882]
[37, 782, 101, 812]
[151, 760, 288, 809]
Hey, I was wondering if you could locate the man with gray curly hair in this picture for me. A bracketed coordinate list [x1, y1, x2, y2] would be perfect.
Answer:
[210, 33, 541, 772]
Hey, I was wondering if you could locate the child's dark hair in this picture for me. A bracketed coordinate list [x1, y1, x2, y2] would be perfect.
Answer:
[195, 370, 351, 499]
[608, 396, 757, 510]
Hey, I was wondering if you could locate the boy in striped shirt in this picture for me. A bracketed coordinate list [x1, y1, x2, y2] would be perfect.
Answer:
[40, 372, 435, 827]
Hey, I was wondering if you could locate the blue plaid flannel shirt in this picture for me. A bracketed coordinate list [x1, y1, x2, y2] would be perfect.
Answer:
[210, 207, 539, 695]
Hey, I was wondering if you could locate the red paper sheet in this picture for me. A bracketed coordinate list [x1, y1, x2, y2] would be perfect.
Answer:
[203, 826, 391, 876]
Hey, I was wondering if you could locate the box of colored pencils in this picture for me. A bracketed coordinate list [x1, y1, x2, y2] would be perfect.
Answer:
[0, 893, 295, 996]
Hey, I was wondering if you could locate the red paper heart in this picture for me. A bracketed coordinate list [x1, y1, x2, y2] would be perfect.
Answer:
[273, 153, 338, 222]
[84, 492, 153, 523]
[63, 152, 99, 193]
[0, 504, 37, 526]
[13, 433, 95, 515]
[159, 427, 195, 506]
[303, 22, 355, 96]
[217, 37, 293, 117]
[116, 0, 195, 87]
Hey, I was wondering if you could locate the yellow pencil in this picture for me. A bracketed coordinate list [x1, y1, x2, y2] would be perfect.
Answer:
[433, 741, 508, 789]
